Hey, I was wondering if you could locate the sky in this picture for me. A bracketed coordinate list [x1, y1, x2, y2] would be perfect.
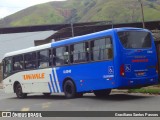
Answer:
[0, 0, 66, 18]
[0, 31, 54, 61]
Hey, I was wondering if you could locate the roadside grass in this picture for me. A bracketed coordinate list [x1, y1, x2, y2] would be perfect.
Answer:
[156, 84, 160, 87]
[128, 88, 160, 94]
[128, 85, 160, 94]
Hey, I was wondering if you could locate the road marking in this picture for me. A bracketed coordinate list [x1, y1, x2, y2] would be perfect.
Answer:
[42, 102, 51, 109]
[21, 107, 30, 111]
[42, 105, 49, 109]
[4, 108, 14, 111]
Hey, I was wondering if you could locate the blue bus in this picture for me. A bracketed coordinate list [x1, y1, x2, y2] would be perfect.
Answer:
[2, 27, 158, 99]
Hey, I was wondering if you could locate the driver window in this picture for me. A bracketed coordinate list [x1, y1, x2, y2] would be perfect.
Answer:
[3, 57, 12, 78]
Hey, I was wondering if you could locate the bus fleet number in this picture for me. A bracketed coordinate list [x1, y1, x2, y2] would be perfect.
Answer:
[63, 70, 72, 74]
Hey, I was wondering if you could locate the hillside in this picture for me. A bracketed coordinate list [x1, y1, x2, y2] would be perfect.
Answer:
[0, 0, 160, 27]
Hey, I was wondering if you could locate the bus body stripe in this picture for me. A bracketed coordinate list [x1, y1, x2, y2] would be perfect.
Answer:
[52, 70, 59, 93]
[48, 82, 52, 93]
[52, 73, 58, 93]
[49, 74, 55, 93]
[53, 68, 61, 93]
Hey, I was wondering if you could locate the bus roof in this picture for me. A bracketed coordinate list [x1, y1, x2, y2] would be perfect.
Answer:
[51, 28, 114, 48]
[51, 27, 149, 47]
[3, 27, 149, 59]
[3, 43, 51, 59]
[115, 27, 150, 32]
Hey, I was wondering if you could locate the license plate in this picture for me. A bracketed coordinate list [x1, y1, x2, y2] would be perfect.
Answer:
[136, 72, 145, 76]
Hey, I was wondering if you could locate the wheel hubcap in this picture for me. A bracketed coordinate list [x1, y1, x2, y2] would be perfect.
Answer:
[66, 85, 72, 94]
[16, 86, 22, 97]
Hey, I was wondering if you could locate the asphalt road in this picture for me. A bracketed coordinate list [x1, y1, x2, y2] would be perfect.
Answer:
[0, 89, 160, 120]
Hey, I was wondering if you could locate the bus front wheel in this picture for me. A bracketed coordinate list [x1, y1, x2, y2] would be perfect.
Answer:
[15, 83, 27, 99]
[63, 80, 76, 99]
[93, 89, 111, 97]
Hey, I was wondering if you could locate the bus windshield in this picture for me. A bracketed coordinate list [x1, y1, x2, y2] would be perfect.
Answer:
[118, 31, 152, 49]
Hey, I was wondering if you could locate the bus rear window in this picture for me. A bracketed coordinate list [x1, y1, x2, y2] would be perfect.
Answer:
[118, 31, 152, 49]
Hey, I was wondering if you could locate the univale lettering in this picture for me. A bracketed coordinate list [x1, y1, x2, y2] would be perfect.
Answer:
[23, 73, 45, 80]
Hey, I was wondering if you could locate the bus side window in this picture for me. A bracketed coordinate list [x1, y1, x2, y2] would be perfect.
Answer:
[70, 45, 74, 63]
[49, 49, 52, 67]
[72, 42, 88, 63]
[105, 37, 113, 59]
[91, 37, 113, 61]
[86, 42, 89, 61]
[91, 40, 99, 61]
[55, 46, 69, 66]
[64, 47, 69, 65]
[55, 47, 64, 66]
[24, 52, 36, 69]
[38, 50, 49, 68]
[52, 49, 56, 66]
[13, 55, 23, 71]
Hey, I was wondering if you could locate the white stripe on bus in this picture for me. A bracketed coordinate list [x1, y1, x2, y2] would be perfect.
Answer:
[49, 74, 54, 93]
[51, 73, 58, 93]
[53, 68, 61, 93]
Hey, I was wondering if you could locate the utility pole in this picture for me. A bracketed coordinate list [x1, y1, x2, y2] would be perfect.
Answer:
[71, 19, 74, 37]
[70, 9, 75, 37]
[138, 0, 145, 28]
[62, 8, 74, 37]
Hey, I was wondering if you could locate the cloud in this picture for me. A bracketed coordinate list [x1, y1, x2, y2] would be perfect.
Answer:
[0, 0, 67, 18]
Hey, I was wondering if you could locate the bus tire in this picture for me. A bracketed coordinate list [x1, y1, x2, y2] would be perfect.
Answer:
[93, 89, 111, 97]
[63, 80, 76, 99]
[15, 83, 27, 99]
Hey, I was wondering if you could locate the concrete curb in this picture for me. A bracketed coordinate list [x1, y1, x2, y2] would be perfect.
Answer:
[111, 89, 128, 93]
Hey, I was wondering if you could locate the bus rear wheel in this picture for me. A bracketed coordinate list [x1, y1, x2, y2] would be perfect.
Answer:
[63, 80, 76, 99]
[15, 83, 27, 99]
[93, 89, 111, 97]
